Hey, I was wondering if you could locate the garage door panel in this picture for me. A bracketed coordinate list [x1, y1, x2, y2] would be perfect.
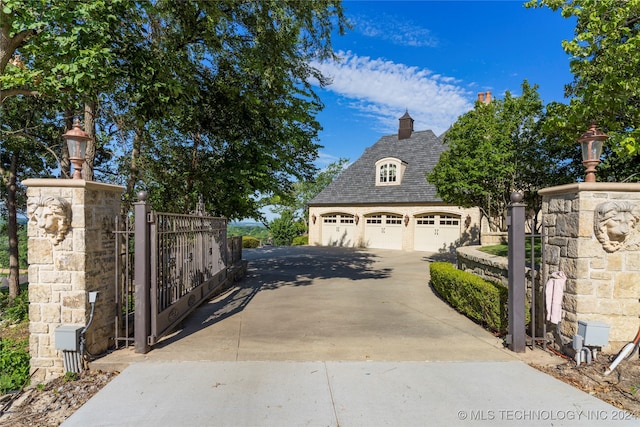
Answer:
[414, 214, 460, 252]
[322, 214, 357, 247]
[323, 225, 357, 247]
[365, 214, 402, 250]
[414, 227, 436, 252]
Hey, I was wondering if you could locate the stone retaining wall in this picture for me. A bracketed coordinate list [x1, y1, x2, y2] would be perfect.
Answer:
[456, 245, 538, 289]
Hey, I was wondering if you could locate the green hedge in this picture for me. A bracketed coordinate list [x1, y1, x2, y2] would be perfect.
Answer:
[430, 262, 508, 333]
[241, 236, 260, 248]
[292, 235, 308, 246]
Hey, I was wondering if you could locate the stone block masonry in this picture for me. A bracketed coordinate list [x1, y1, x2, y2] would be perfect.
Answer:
[539, 183, 640, 352]
[23, 179, 124, 383]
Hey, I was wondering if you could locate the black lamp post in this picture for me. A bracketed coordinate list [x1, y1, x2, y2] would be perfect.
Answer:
[578, 122, 608, 183]
[62, 118, 91, 179]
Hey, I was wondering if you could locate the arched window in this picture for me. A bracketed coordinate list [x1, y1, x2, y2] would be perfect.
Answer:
[380, 164, 388, 183]
[375, 158, 404, 186]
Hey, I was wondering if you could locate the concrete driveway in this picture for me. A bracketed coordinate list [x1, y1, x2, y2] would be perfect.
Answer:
[73, 246, 635, 427]
[95, 245, 514, 365]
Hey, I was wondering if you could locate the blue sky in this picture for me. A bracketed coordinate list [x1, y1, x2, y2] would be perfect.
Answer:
[310, 0, 577, 167]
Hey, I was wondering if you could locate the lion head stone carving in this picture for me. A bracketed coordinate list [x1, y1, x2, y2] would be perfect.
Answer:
[28, 197, 72, 245]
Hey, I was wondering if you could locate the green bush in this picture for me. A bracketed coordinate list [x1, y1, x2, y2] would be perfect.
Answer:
[292, 235, 308, 246]
[430, 262, 508, 333]
[0, 338, 30, 394]
[242, 236, 260, 248]
[0, 291, 29, 323]
[269, 210, 301, 246]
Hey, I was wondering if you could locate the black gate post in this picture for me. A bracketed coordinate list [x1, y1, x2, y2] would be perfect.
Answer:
[507, 191, 526, 352]
[134, 191, 151, 354]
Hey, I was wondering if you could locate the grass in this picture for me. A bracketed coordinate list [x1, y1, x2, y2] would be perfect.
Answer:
[478, 237, 542, 264]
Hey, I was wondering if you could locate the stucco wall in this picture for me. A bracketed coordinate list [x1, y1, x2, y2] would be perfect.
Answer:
[308, 204, 480, 252]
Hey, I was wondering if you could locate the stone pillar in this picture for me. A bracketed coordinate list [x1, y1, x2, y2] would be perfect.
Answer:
[23, 179, 124, 382]
[539, 183, 640, 352]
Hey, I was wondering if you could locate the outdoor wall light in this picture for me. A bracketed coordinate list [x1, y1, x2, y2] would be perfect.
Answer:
[404, 214, 410, 226]
[578, 122, 608, 183]
[465, 214, 471, 229]
[63, 118, 91, 179]
[311, 214, 317, 224]
[354, 214, 359, 225]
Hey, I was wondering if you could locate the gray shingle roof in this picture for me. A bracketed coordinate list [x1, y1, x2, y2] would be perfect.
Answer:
[309, 129, 447, 206]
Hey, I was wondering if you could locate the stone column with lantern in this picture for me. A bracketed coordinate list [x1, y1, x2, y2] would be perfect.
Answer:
[23, 120, 124, 382]
[539, 123, 640, 353]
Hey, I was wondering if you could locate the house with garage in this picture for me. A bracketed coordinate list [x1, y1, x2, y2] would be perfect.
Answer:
[308, 112, 480, 252]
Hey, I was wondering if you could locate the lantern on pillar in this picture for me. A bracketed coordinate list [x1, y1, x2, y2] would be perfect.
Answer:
[62, 118, 91, 179]
[578, 122, 608, 183]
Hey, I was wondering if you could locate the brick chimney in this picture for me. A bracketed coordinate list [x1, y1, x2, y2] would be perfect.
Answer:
[398, 111, 414, 140]
[477, 91, 492, 104]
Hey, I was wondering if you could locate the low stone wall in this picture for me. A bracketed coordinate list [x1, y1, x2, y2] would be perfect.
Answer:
[456, 246, 509, 286]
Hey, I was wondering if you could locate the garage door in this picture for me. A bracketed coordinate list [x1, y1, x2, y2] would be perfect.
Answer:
[414, 214, 461, 252]
[364, 213, 403, 250]
[321, 214, 357, 247]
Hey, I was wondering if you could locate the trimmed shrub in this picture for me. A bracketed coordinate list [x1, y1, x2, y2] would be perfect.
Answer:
[430, 262, 508, 333]
[292, 235, 308, 246]
[242, 236, 260, 249]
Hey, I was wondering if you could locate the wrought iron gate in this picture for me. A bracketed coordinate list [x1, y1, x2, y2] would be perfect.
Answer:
[148, 211, 227, 346]
[113, 193, 244, 354]
[113, 214, 135, 348]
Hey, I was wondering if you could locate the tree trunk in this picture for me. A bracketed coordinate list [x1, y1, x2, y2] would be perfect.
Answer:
[121, 123, 144, 218]
[6, 151, 20, 300]
[184, 132, 200, 212]
[61, 111, 73, 178]
[83, 100, 96, 181]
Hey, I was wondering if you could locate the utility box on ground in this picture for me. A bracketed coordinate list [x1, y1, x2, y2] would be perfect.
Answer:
[577, 320, 610, 347]
[55, 325, 83, 351]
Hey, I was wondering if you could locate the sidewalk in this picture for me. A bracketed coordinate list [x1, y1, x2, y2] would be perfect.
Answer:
[65, 247, 636, 426]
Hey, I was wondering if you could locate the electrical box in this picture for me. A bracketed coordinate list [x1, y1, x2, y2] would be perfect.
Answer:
[55, 325, 83, 351]
[577, 320, 610, 347]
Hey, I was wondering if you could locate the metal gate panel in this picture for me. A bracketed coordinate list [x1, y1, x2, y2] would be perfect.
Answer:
[151, 268, 227, 345]
[113, 214, 135, 348]
[147, 212, 227, 346]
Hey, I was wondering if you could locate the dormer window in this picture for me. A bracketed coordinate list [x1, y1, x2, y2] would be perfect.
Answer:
[379, 164, 396, 183]
[376, 157, 405, 186]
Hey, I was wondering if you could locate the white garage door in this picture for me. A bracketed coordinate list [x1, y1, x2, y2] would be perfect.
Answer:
[321, 214, 357, 247]
[414, 214, 461, 252]
[364, 214, 403, 250]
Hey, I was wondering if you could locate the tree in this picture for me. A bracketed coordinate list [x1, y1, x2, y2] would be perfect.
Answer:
[428, 81, 572, 233]
[1, 1, 348, 300]
[269, 158, 349, 231]
[527, 0, 640, 157]
[269, 210, 304, 246]
[112, 1, 349, 220]
[1, 96, 58, 300]
[1, 0, 137, 301]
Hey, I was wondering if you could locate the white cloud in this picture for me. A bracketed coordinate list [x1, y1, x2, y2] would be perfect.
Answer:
[352, 14, 438, 48]
[315, 151, 343, 168]
[312, 51, 473, 136]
